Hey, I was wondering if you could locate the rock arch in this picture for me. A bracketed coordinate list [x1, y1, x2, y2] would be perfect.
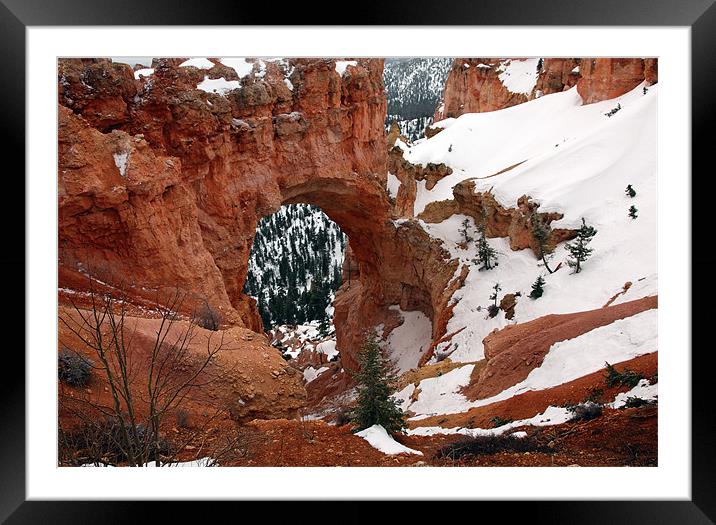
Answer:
[58, 57, 458, 370]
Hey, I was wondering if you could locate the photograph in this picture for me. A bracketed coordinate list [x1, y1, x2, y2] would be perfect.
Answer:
[57, 55, 659, 468]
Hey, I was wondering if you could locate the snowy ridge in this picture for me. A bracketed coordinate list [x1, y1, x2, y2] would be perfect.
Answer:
[395, 84, 657, 364]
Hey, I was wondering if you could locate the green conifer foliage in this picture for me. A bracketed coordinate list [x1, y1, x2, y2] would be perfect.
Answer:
[531, 214, 554, 273]
[529, 275, 546, 299]
[474, 225, 498, 271]
[565, 218, 597, 274]
[351, 332, 406, 435]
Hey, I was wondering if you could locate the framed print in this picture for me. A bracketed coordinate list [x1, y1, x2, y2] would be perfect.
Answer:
[4, 0, 713, 521]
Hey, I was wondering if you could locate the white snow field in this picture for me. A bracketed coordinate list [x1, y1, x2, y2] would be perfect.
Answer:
[383, 306, 432, 374]
[393, 83, 657, 364]
[355, 425, 423, 455]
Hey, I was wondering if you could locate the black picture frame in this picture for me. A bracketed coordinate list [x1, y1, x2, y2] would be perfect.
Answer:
[3, 0, 712, 521]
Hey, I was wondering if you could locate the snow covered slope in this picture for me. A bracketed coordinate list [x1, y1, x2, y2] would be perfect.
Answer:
[398, 83, 657, 364]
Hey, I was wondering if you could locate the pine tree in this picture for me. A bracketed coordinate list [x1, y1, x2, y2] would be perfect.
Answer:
[625, 184, 636, 198]
[529, 275, 546, 299]
[531, 214, 554, 273]
[318, 315, 331, 338]
[351, 332, 406, 435]
[565, 218, 597, 273]
[475, 226, 498, 270]
[629, 205, 638, 219]
[487, 282, 502, 318]
[458, 218, 473, 245]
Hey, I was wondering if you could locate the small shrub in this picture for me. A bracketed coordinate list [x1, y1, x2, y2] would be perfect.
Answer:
[567, 401, 603, 421]
[58, 349, 93, 387]
[605, 103, 622, 117]
[60, 418, 170, 466]
[487, 304, 500, 318]
[436, 434, 548, 460]
[434, 351, 449, 363]
[621, 396, 655, 409]
[195, 302, 221, 331]
[490, 416, 513, 428]
[604, 362, 644, 388]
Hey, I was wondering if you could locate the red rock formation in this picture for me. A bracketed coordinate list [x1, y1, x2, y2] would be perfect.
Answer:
[433, 57, 657, 122]
[58, 57, 458, 373]
[58, 55, 655, 384]
[434, 58, 531, 120]
[58, 306, 306, 423]
[577, 58, 658, 104]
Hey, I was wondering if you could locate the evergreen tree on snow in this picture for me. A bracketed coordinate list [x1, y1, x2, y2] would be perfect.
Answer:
[531, 213, 555, 274]
[351, 332, 406, 435]
[625, 184, 636, 198]
[629, 205, 639, 219]
[529, 275, 546, 299]
[458, 218, 473, 245]
[487, 282, 502, 318]
[475, 225, 498, 271]
[565, 218, 597, 274]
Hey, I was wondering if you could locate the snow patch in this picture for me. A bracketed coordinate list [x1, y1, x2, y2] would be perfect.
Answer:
[335, 60, 357, 76]
[315, 340, 339, 360]
[355, 425, 423, 455]
[303, 365, 329, 384]
[497, 58, 540, 95]
[113, 152, 129, 177]
[610, 379, 658, 408]
[384, 306, 432, 374]
[179, 57, 214, 69]
[408, 405, 574, 437]
[197, 76, 240, 95]
[219, 57, 254, 78]
[386, 172, 401, 199]
[134, 68, 154, 80]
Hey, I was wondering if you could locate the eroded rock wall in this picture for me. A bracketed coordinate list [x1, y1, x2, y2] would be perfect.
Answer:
[434, 57, 657, 121]
[59, 57, 460, 373]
